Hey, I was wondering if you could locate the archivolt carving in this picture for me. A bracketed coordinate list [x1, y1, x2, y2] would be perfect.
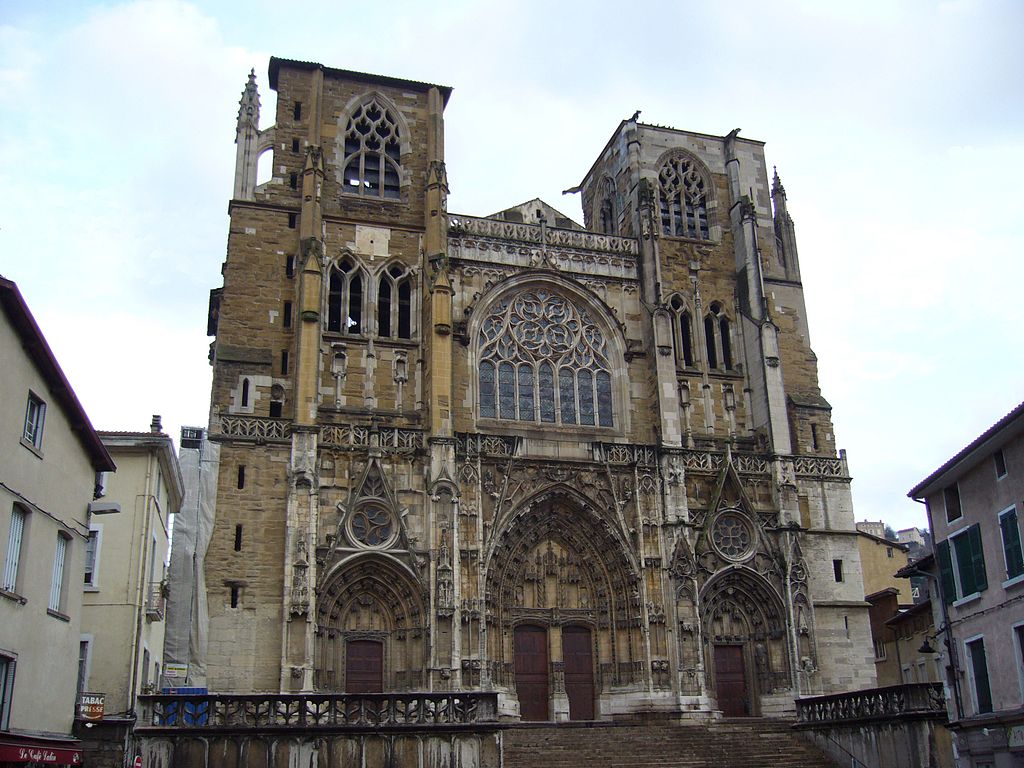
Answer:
[314, 555, 427, 691]
[484, 491, 644, 688]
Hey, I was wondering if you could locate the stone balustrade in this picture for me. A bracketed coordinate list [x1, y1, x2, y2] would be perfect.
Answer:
[795, 682, 945, 725]
[137, 691, 499, 730]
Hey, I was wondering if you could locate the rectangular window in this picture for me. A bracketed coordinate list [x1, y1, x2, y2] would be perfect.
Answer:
[293, 101, 302, 120]
[833, 559, 844, 582]
[237, 465, 245, 490]
[281, 350, 289, 375]
[22, 392, 45, 449]
[283, 301, 292, 328]
[286, 255, 295, 278]
[966, 637, 994, 714]
[230, 585, 240, 608]
[1015, 624, 1024, 704]
[944, 484, 962, 522]
[938, 524, 988, 603]
[234, 524, 243, 552]
[3, 507, 26, 592]
[77, 640, 90, 695]
[288, 213, 297, 229]
[49, 534, 68, 613]
[887, 547, 894, 558]
[1000, 505, 1024, 580]
[84, 528, 100, 586]
[995, 449, 1007, 479]
[292, 138, 300, 153]
[0, 654, 14, 730]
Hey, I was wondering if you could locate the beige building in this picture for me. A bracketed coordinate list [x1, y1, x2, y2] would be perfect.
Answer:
[0, 276, 115, 765]
[194, 57, 876, 724]
[857, 529, 911, 601]
[909, 399, 1024, 767]
[76, 419, 182, 765]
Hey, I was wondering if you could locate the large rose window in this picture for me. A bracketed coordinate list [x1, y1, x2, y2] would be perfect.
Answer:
[478, 289, 614, 427]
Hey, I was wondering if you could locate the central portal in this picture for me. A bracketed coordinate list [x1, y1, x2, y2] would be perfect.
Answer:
[713, 644, 748, 717]
[563, 625, 595, 720]
[514, 625, 549, 720]
[345, 639, 383, 693]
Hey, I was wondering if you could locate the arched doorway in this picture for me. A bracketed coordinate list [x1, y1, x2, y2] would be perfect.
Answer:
[486, 491, 641, 721]
[700, 568, 790, 717]
[315, 555, 426, 691]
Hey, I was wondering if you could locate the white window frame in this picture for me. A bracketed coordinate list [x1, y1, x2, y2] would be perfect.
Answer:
[49, 533, 69, 614]
[77, 635, 92, 696]
[84, 525, 102, 590]
[21, 391, 45, 450]
[948, 523, 985, 607]
[3, 506, 27, 594]
[1013, 620, 1024, 705]
[964, 633, 992, 716]
[1000, 504, 1024, 588]
[0, 652, 15, 730]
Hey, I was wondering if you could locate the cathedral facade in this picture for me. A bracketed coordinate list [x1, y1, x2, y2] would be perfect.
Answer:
[200, 57, 874, 721]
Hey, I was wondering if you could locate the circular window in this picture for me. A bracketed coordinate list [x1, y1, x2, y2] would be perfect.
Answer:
[348, 505, 396, 548]
[711, 511, 753, 561]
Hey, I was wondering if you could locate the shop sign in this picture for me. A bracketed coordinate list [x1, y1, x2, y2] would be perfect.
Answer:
[164, 662, 188, 679]
[0, 741, 83, 764]
[78, 692, 105, 720]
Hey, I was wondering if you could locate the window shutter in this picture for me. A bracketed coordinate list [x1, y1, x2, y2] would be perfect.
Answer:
[969, 524, 988, 593]
[937, 540, 956, 604]
[1002, 509, 1024, 579]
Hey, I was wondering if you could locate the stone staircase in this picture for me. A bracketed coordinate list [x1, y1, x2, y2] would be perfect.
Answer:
[502, 719, 839, 768]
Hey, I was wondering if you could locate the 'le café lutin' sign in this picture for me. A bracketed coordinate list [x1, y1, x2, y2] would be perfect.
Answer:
[0, 743, 82, 764]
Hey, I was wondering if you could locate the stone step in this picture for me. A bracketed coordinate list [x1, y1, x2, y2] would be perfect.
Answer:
[502, 721, 837, 768]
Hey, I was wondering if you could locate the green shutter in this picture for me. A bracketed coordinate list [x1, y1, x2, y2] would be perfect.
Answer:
[969, 523, 988, 593]
[937, 540, 957, 604]
[1002, 509, 1024, 579]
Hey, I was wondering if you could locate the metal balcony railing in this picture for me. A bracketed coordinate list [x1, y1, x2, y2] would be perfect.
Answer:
[145, 581, 165, 621]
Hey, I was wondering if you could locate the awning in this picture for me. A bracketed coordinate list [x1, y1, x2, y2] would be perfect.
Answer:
[0, 736, 82, 765]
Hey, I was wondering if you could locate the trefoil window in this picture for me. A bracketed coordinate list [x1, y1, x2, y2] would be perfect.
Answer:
[704, 302, 733, 370]
[377, 264, 413, 339]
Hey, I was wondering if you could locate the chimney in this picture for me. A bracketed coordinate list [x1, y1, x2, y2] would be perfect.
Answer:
[150, 415, 162, 433]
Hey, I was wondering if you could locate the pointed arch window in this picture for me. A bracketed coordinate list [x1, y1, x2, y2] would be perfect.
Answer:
[328, 258, 364, 335]
[704, 301, 733, 370]
[377, 264, 414, 339]
[477, 289, 616, 428]
[668, 296, 695, 368]
[597, 176, 617, 235]
[658, 155, 710, 239]
[342, 100, 401, 199]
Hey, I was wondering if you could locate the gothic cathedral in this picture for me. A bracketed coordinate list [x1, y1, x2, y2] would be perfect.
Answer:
[201, 57, 875, 720]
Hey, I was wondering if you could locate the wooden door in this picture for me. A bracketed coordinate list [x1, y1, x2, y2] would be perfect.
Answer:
[514, 625, 549, 721]
[713, 644, 748, 717]
[563, 625, 595, 720]
[345, 639, 383, 693]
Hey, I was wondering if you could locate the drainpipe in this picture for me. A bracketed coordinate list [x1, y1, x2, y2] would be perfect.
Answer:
[128, 450, 156, 716]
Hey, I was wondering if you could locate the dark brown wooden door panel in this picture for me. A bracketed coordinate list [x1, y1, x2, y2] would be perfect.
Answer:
[514, 625, 549, 721]
[562, 625, 595, 720]
[713, 644, 748, 717]
[345, 639, 383, 693]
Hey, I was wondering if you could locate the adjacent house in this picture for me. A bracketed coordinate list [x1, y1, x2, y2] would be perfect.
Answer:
[75, 418, 183, 766]
[908, 400, 1024, 767]
[0, 276, 115, 765]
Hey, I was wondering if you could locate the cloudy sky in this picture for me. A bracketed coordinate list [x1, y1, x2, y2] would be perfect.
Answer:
[1, 0, 1021, 532]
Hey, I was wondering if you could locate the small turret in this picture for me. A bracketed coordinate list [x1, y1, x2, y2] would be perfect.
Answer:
[771, 166, 801, 282]
[233, 69, 261, 200]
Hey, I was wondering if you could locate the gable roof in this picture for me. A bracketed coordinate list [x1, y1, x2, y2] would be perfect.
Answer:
[0, 276, 115, 472]
[908, 400, 1024, 499]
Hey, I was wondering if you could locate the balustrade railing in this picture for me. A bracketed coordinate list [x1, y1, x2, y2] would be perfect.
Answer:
[449, 214, 639, 255]
[137, 692, 499, 730]
[795, 683, 946, 725]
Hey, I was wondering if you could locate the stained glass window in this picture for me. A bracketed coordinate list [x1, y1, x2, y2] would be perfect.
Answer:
[478, 289, 614, 427]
